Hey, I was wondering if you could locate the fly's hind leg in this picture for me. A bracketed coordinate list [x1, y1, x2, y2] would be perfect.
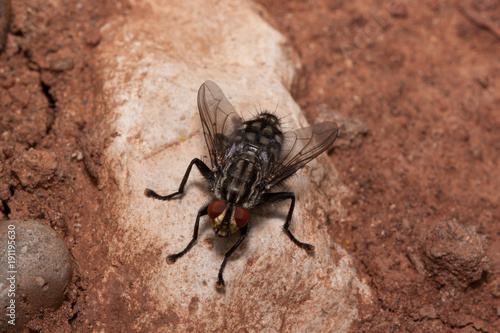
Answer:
[145, 158, 213, 200]
[167, 204, 209, 264]
[260, 192, 314, 252]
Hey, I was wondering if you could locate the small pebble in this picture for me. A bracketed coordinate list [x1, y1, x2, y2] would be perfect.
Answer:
[8, 84, 30, 107]
[421, 220, 489, 288]
[12, 148, 59, 191]
[72, 151, 84, 161]
[85, 27, 102, 47]
[0, 220, 72, 331]
[389, 3, 408, 18]
[49, 57, 75, 72]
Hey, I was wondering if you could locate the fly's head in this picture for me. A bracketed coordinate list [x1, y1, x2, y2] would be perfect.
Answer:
[207, 200, 249, 237]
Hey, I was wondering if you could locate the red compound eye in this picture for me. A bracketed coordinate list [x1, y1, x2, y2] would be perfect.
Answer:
[234, 207, 249, 228]
[208, 201, 226, 219]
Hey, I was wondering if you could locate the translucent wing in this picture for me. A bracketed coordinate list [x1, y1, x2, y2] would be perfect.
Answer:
[197, 81, 243, 168]
[266, 122, 339, 188]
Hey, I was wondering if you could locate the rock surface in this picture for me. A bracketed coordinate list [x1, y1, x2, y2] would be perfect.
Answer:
[91, 0, 371, 331]
[0, 220, 72, 332]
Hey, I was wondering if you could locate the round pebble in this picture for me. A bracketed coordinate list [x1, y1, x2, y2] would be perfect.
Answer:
[0, 220, 72, 331]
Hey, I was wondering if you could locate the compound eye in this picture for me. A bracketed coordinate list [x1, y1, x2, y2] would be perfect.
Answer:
[234, 207, 249, 228]
[208, 201, 226, 219]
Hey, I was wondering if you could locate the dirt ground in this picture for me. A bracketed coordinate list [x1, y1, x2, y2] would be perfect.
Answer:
[1, 0, 499, 332]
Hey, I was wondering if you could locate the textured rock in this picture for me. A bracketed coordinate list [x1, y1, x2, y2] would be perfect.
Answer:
[0, 220, 72, 332]
[93, 0, 371, 331]
[48, 57, 75, 72]
[12, 148, 59, 191]
[422, 220, 489, 288]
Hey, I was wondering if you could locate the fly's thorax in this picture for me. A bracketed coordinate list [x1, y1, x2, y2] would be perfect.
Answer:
[252, 112, 282, 130]
[238, 112, 284, 171]
[212, 152, 263, 209]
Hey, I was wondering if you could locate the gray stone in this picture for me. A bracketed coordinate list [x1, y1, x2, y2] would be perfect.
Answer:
[0, 220, 72, 332]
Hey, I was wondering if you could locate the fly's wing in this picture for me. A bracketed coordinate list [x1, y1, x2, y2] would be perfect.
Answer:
[266, 121, 339, 188]
[197, 81, 243, 168]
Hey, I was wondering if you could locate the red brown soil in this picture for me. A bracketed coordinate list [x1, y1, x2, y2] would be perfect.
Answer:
[1, 0, 499, 332]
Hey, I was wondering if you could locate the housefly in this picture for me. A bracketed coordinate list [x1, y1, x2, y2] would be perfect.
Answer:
[145, 81, 338, 288]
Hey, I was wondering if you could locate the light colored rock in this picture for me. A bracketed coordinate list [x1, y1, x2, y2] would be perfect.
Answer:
[93, 0, 371, 331]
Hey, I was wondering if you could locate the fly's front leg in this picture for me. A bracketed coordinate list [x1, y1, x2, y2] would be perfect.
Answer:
[261, 192, 314, 252]
[167, 204, 209, 264]
[217, 225, 248, 289]
[145, 158, 213, 200]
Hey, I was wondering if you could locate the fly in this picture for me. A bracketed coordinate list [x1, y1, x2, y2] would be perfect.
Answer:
[145, 80, 338, 288]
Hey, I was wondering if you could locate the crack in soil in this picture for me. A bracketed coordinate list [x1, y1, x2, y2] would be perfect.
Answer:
[0, 199, 10, 217]
[40, 79, 57, 138]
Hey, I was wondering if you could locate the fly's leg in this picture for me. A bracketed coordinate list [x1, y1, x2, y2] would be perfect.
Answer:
[145, 158, 213, 200]
[216, 225, 248, 288]
[167, 204, 208, 264]
[261, 192, 315, 252]
[145, 159, 212, 263]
